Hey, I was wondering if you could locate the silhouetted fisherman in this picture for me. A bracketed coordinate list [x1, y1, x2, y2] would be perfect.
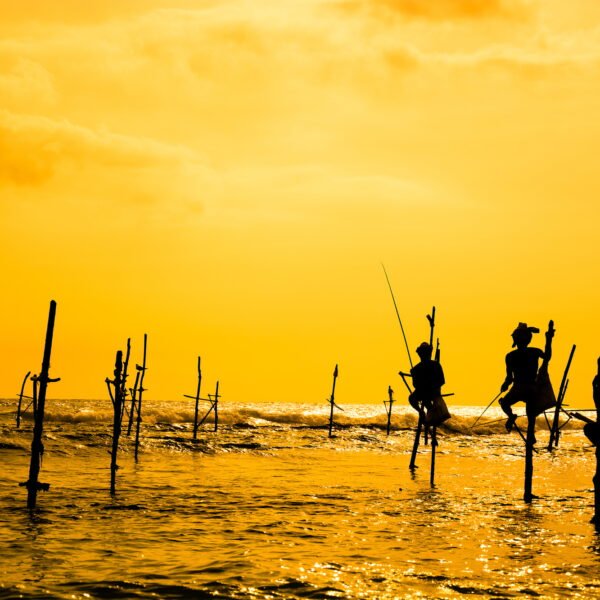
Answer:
[409, 342, 445, 419]
[583, 364, 600, 447]
[592, 360, 600, 526]
[499, 322, 553, 436]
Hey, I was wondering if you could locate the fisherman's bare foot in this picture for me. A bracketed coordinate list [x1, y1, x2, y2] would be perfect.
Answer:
[505, 415, 517, 432]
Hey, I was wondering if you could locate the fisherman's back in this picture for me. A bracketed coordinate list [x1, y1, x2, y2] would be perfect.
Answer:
[506, 347, 544, 385]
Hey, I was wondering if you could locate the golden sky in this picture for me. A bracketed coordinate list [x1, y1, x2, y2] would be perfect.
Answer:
[2, 0, 600, 406]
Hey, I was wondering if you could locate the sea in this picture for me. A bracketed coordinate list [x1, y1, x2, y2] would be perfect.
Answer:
[1, 398, 599, 599]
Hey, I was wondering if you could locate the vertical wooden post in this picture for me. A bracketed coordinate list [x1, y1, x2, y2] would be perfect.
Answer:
[127, 371, 140, 436]
[548, 344, 576, 450]
[31, 375, 38, 418]
[24, 301, 57, 509]
[593, 358, 600, 527]
[328, 364, 339, 438]
[409, 411, 423, 471]
[385, 386, 394, 436]
[119, 339, 131, 428]
[193, 357, 202, 440]
[109, 350, 123, 495]
[16, 371, 31, 429]
[430, 426, 437, 487]
[524, 415, 536, 503]
[213, 380, 220, 432]
[524, 320, 554, 502]
[134, 333, 148, 462]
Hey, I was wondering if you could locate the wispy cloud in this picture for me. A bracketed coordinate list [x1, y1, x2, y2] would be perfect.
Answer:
[336, 0, 532, 21]
[0, 110, 201, 187]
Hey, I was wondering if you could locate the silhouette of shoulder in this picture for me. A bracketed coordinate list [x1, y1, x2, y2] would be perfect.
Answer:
[411, 359, 445, 388]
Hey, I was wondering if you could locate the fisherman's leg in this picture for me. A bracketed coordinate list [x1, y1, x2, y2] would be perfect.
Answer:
[408, 392, 421, 413]
[500, 391, 519, 431]
[584, 422, 600, 447]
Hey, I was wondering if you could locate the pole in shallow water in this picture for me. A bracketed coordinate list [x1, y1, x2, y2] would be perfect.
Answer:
[524, 320, 555, 503]
[547, 344, 576, 451]
[20, 301, 60, 509]
[126, 370, 140, 437]
[192, 357, 202, 438]
[327, 364, 340, 438]
[118, 339, 131, 430]
[107, 349, 124, 495]
[182, 356, 204, 438]
[593, 358, 600, 528]
[384, 386, 394, 436]
[16, 371, 32, 429]
[134, 333, 148, 462]
[211, 381, 220, 432]
[430, 426, 437, 487]
[401, 373, 421, 471]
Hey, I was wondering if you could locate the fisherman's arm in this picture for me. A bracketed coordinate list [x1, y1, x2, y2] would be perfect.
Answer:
[542, 326, 554, 362]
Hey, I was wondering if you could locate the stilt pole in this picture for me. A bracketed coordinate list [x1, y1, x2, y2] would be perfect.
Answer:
[127, 371, 140, 436]
[109, 350, 123, 495]
[430, 426, 437, 486]
[23, 301, 58, 509]
[193, 357, 202, 439]
[385, 386, 394, 436]
[118, 339, 131, 428]
[134, 334, 148, 462]
[328, 364, 339, 438]
[524, 415, 536, 502]
[213, 380, 220, 432]
[548, 344, 576, 450]
[16, 371, 31, 429]
[593, 358, 600, 527]
[524, 320, 554, 502]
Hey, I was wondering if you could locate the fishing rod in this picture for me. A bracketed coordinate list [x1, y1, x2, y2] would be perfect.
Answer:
[382, 264, 413, 370]
[470, 391, 503, 430]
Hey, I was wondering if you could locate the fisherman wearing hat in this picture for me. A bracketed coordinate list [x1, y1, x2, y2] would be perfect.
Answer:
[499, 322, 553, 433]
[408, 342, 445, 415]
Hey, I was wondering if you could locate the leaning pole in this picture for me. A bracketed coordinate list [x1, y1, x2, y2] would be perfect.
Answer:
[23, 301, 58, 509]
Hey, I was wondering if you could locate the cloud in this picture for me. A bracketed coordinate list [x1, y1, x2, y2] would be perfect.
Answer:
[338, 0, 532, 21]
[0, 0, 210, 26]
[0, 110, 204, 196]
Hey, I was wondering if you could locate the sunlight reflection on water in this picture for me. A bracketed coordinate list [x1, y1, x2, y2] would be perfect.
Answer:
[0, 400, 599, 598]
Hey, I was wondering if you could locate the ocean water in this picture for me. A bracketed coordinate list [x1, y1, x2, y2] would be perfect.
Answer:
[0, 398, 599, 599]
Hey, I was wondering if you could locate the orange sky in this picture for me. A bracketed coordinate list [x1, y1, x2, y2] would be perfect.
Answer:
[2, 0, 600, 406]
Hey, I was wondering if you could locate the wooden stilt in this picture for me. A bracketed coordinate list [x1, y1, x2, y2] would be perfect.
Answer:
[593, 358, 600, 527]
[126, 371, 140, 436]
[118, 339, 131, 428]
[16, 371, 31, 429]
[134, 334, 148, 462]
[21, 301, 59, 509]
[430, 426, 437, 486]
[31, 375, 38, 418]
[409, 413, 423, 471]
[548, 344, 576, 451]
[384, 386, 394, 436]
[213, 381, 219, 432]
[193, 357, 202, 439]
[328, 365, 339, 438]
[109, 350, 124, 495]
[524, 413, 536, 503]
[523, 320, 554, 502]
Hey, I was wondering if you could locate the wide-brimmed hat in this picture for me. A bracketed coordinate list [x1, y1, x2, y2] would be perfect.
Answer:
[511, 322, 539, 346]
